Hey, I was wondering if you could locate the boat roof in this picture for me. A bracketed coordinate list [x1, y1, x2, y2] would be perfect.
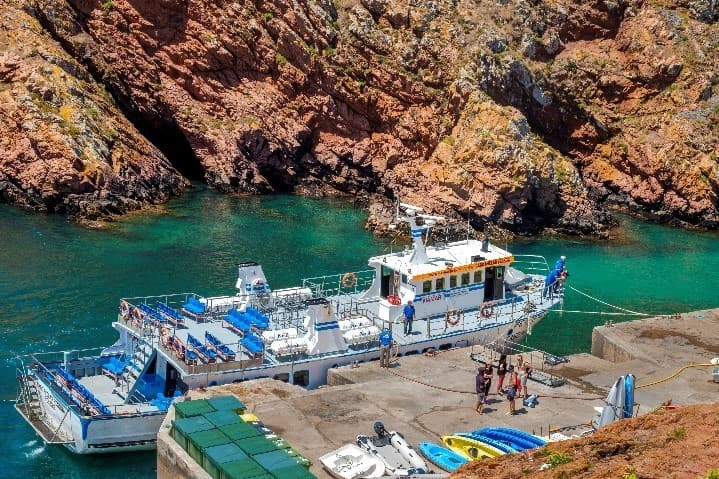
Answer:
[368, 239, 514, 281]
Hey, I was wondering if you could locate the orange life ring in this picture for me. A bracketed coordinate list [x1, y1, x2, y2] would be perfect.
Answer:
[387, 294, 401, 306]
[341, 272, 357, 288]
[445, 309, 461, 326]
[480, 301, 494, 318]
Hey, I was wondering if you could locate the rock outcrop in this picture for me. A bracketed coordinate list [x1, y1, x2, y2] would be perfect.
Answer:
[0, 0, 186, 221]
[451, 402, 719, 478]
[1, 0, 717, 234]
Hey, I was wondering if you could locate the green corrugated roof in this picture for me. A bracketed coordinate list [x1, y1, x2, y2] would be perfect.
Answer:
[251, 450, 297, 471]
[204, 443, 248, 465]
[188, 429, 231, 449]
[270, 465, 317, 479]
[207, 395, 246, 412]
[174, 399, 216, 418]
[204, 410, 245, 428]
[172, 416, 215, 436]
[218, 458, 266, 479]
[219, 422, 262, 441]
[235, 436, 277, 456]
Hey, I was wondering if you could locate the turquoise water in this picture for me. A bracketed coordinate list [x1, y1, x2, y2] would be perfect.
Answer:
[1, 186, 718, 478]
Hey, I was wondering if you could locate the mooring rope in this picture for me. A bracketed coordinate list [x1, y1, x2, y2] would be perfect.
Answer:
[566, 285, 651, 317]
[551, 310, 647, 316]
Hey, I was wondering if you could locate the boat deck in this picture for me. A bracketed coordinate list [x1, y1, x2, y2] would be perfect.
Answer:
[77, 375, 158, 414]
[117, 276, 555, 373]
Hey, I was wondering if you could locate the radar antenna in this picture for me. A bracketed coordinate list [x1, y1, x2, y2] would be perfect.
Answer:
[397, 201, 445, 264]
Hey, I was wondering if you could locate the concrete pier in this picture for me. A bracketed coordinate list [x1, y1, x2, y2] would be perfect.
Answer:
[157, 309, 719, 478]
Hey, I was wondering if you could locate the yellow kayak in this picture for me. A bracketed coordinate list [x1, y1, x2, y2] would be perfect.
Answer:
[441, 435, 504, 460]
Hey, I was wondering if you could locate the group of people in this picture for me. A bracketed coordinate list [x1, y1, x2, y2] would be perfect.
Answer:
[475, 354, 532, 415]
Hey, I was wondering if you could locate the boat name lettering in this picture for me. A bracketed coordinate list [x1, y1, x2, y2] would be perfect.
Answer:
[421, 294, 442, 303]
[38, 385, 63, 411]
[411, 256, 514, 280]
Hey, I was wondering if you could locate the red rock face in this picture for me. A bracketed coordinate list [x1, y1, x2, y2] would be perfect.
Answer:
[0, 0, 186, 222]
[5, 0, 717, 234]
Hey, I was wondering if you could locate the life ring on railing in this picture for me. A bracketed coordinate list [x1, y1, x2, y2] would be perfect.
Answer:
[480, 301, 494, 319]
[119, 300, 130, 319]
[445, 309, 461, 326]
[386, 294, 402, 306]
[341, 272, 357, 288]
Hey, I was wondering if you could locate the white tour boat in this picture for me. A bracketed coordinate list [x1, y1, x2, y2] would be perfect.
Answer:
[15, 202, 566, 454]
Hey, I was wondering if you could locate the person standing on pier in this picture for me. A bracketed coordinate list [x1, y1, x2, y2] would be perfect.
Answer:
[506, 365, 519, 415]
[520, 364, 532, 399]
[496, 354, 508, 396]
[475, 367, 486, 414]
[379, 327, 392, 367]
[482, 363, 493, 403]
[403, 300, 415, 335]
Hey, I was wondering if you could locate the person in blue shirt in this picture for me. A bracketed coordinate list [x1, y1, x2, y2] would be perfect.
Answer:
[379, 327, 393, 367]
[403, 300, 415, 335]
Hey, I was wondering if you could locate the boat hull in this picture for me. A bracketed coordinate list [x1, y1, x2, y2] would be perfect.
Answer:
[20, 369, 165, 454]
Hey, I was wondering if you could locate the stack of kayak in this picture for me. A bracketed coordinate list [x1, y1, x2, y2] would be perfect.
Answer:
[418, 427, 547, 473]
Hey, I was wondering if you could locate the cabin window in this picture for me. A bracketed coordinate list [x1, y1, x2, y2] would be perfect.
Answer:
[497, 267, 504, 279]
[401, 274, 408, 284]
[435, 277, 445, 290]
[461, 272, 470, 286]
[449, 275, 457, 288]
[474, 270, 483, 283]
[422, 281, 432, 293]
[293, 370, 309, 387]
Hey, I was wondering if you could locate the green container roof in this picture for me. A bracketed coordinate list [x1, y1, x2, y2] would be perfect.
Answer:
[203, 410, 245, 428]
[174, 399, 216, 418]
[172, 416, 215, 436]
[251, 450, 297, 471]
[188, 429, 231, 449]
[235, 436, 277, 456]
[218, 459, 266, 479]
[204, 443, 248, 466]
[270, 465, 317, 479]
[219, 422, 261, 441]
[207, 395, 246, 412]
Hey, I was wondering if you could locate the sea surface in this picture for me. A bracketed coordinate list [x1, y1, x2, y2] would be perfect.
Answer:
[2, 186, 718, 478]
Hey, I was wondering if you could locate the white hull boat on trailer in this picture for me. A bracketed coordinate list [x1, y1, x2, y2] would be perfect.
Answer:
[15, 202, 566, 454]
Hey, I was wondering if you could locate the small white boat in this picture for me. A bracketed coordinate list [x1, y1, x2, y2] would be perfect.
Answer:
[357, 422, 429, 475]
[319, 443, 385, 479]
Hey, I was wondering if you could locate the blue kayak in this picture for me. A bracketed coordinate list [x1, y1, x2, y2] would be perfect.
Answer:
[418, 442, 468, 472]
[456, 432, 517, 454]
[473, 427, 546, 451]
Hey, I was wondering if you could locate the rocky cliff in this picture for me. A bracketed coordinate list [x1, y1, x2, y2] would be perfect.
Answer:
[451, 402, 719, 478]
[0, 0, 186, 221]
[1, 0, 718, 234]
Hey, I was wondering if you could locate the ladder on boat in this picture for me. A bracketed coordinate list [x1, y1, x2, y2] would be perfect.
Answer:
[114, 338, 156, 403]
[15, 367, 74, 444]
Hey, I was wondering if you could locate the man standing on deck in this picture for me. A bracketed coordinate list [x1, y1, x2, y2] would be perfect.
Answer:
[403, 300, 415, 335]
[379, 327, 393, 367]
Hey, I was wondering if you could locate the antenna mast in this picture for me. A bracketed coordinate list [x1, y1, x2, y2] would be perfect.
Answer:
[397, 202, 445, 265]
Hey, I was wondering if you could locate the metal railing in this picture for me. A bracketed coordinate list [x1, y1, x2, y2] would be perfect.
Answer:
[302, 269, 375, 298]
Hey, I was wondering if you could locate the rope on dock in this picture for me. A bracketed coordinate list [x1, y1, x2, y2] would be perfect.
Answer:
[383, 367, 602, 400]
[566, 285, 651, 317]
[636, 363, 715, 389]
